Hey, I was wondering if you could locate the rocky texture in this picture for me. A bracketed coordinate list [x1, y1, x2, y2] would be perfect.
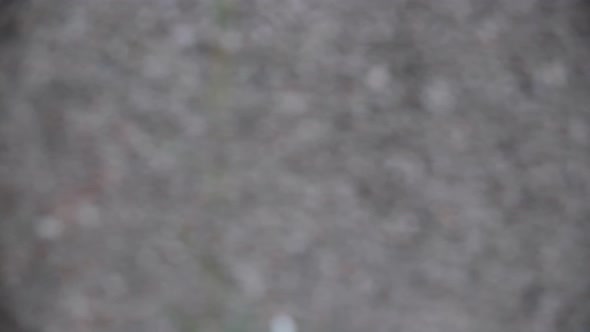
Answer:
[1, 0, 590, 331]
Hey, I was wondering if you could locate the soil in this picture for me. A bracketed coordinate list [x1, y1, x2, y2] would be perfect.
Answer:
[0, 1, 589, 331]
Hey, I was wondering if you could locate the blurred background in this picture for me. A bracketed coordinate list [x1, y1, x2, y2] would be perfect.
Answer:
[0, 0, 590, 331]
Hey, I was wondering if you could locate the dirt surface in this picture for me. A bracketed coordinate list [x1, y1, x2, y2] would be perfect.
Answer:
[1, 0, 590, 331]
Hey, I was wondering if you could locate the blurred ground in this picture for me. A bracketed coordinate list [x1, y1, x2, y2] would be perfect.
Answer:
[0, 0, 590, 331]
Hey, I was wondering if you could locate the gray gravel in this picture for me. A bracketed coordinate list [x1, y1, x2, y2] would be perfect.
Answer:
[1, 0, 590, 331]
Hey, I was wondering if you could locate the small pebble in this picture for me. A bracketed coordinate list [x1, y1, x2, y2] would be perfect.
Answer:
[365, 64, 392, 92]
[422, 78, 455, 114]
[270, 313, 297, 332]
[534, 61, 567, 88]
[36, 216, 65, 240]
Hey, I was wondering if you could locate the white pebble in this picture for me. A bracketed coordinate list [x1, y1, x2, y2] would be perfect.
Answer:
[422, 79, 455, 114]
[365, 64, 392, 92]
[36, 216, 65, 240]
[534, 61, 568, 88]
[270, 313, 297, 332]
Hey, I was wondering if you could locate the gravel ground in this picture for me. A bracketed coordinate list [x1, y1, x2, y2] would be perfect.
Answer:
[1, 1, 590, 331]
